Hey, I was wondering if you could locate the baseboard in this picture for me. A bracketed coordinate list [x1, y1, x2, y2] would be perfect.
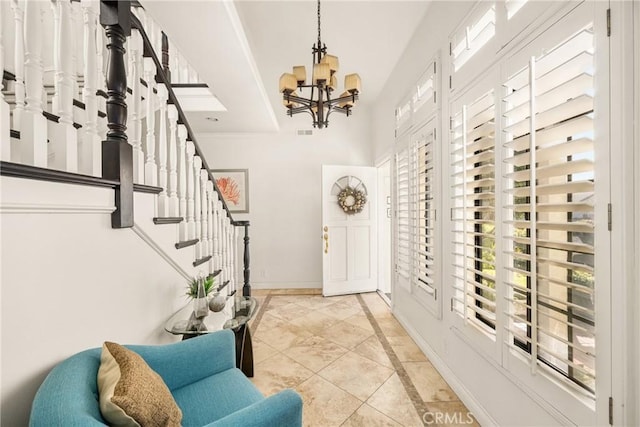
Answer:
[251, 281, 322, 290]
[393, 310, 497, 427]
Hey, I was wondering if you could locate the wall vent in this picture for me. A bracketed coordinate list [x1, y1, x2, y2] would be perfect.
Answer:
[297, 129, 313, 136]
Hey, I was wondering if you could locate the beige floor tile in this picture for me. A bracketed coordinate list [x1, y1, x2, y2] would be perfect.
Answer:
[341, 403, 402, 427]
[387, 335, 427, 362]
[317, 321, 374, 350]
[296, 375, 362, 427]
[353, 335, 393, 369]
[367, 373, 424, 427]
[252, 337, 280, 364]
[265, 295, 304, 308]
[266, 302, 312, 323]
[269, 288, 322, 295]
[254, 321, 314, 351]
[251, 289, 272, 296]
[249, 291, 471, 427]
[318, 352, 394, 401]
[293, 295, 342, 310]
[343, 313, 375, 333]
[403, 362, 458, 402]
[290, 310, 341, 335]
[252, 312, 288, 333]
[424, 401, 479, 427]
[360, 293, 393, 313]
[284, 335, 348, 372]
[250, 353, 314, 396]
[376, 316, 409, 337]
[319, 300, 363, 321]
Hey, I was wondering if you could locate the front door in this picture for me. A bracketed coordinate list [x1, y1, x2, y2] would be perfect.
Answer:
[322, 165, 377, 296]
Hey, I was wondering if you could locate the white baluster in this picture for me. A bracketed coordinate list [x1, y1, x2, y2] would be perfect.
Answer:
[95, 12, 106, 132]
[174, 49, 182, 83]
[50, 0, 78, 173]
[167, 105, 179, 217]
[0, 2, 10, 161]
[223, 215, 229, 284]
[79, 0, 101, 176]
[207, 183, 216, 274]
[200, 170, 209, 259]
[10, 0, 25, 155]
[71, 1, 83, 97]
[169, 40, 178, 82]
[214, 200, 222, 271]
[129, 29, 143, 183]
[193, 155, 202, 259]
[156, 85, 169, 216]
[49, 1, 60, 115]
[177, 124, 188, 240]
[185, 140, 195, 240]
[143, 57, 157, 186]
[22, 0, 47, 167]
[219, 211, 226, 282]
[226, 217, 232, 287]
[228, 220, 235, 292]
[233, 224, 239, 294]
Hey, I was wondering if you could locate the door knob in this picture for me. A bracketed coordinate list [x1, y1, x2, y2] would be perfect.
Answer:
[323, 233, 329, 254]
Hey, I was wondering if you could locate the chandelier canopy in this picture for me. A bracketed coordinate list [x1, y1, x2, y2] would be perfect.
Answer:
[279, 0, 361, 129]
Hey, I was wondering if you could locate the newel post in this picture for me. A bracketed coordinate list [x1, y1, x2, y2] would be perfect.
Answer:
[236, 221, 251, 296]
[100, 0, 132, 228]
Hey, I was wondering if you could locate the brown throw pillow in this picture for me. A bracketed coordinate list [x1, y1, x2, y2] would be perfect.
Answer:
[97, 342, 182, 427]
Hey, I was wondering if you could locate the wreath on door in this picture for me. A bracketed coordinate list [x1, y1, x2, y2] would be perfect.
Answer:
[337, 186, 367, 214]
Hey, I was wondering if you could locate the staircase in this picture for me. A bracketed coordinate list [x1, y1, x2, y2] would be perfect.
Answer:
[0, 0, 250, 296]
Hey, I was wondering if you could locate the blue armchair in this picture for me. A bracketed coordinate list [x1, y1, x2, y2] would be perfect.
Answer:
[29, 330, 303, 426]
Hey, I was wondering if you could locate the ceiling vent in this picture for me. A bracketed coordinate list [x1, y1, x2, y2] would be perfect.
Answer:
[297, 129, 313, 136]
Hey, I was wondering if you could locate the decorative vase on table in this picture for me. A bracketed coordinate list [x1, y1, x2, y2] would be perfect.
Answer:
[188, 275, 209, 332]
[209, 292, 227, 313]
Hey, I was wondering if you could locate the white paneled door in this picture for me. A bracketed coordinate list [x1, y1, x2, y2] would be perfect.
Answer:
[322, 165, 377, 296]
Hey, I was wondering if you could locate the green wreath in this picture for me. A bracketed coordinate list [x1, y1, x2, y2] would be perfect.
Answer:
[337, 186, 367, 214]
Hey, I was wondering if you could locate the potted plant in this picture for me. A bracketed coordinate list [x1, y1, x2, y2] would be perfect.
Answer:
[186, 275, 216, 299]
[185, 275, 216, 332]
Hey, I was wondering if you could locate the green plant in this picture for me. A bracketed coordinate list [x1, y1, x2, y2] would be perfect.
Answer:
[186, 276, 216, 299]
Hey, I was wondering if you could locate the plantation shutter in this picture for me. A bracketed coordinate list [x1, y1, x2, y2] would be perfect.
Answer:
[412, 62, 437, 124]
[450, 86, 497, 331]
[502, 24, 596, 392]
[395, 145, 411, 291]
[505, 0, 528, 20]
[411, 123, 437, 297]
[450, 2, 496, 73]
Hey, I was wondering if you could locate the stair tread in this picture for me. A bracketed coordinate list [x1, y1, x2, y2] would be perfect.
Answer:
[217, 280, 231, 292]
[193, 255, 212, 268]
[153, 216, 183, 225]
[175, 238, 199, 250]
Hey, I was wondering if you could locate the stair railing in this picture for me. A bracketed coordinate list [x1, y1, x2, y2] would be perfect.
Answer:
[0, 0, 250, 296]
[128, 8, 250, 296]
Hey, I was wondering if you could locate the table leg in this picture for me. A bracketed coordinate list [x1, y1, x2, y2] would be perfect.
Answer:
[234, 324, 254, 377]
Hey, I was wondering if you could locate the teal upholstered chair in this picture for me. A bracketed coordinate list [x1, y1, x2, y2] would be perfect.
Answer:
[29, 330, 302, 426]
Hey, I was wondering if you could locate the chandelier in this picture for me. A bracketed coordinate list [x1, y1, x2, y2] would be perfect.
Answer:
[279, 0, 361, 129]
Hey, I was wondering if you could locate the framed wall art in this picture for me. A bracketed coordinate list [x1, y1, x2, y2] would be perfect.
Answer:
[210, 169, 249, 213]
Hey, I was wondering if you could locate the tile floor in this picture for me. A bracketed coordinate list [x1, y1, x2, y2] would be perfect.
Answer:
[248, 290, 479, 427]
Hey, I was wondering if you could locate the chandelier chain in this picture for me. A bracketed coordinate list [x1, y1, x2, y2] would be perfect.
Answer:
[317, 0, 321, 45]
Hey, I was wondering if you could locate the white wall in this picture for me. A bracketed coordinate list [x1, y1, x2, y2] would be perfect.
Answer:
[197, 110, 373, 289]
[0, 178, 193, 426]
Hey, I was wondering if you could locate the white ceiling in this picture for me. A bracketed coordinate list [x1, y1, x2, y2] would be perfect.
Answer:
[141, 0, 432, 134]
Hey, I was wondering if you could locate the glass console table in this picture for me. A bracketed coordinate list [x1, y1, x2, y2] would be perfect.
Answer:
[165, 295, 258, 377]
